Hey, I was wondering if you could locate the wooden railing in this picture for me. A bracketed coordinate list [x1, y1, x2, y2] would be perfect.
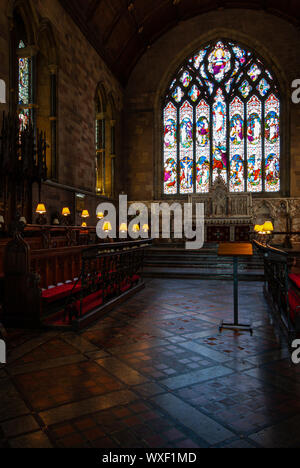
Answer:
[254, 240, 300, 342]
[62, 240, 152, 329]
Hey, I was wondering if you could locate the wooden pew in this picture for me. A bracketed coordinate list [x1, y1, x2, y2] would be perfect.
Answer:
[2, 232, 152, 330]
[254, 240, 300, 342]
[0, 225, 98, 279]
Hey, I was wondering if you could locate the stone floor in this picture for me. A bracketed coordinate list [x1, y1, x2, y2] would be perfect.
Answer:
[1, 278, 299, 449]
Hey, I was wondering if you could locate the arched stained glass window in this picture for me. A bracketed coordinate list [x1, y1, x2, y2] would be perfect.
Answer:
[18, 39, 35, 134]
[163, 40, 281, 195]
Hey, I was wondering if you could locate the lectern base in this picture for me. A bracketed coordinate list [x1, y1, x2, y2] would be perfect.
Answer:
[219, 321, 253, 335]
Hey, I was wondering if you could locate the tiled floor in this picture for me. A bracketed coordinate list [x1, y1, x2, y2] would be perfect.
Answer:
[0, 278, 299, 448]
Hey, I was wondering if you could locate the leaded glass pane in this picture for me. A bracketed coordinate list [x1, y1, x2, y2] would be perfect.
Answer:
[212, 89, 227, 183]
[196, 100, 210, 193]
[247, 95, 262, 192]
[179, 101, 194, 194]
[230, 97, 245, 192]
[163, 102, 178, 195]
[208, 41, 231, 82]
[188, 85, 200, 102]
[18, 57, 31, 105]
[265, 94, 280, 192]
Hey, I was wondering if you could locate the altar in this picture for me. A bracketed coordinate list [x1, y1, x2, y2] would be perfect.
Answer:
[188, 177, 253, 243]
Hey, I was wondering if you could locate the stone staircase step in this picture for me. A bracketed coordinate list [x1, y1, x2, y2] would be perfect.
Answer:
[143, 242, 264, 281]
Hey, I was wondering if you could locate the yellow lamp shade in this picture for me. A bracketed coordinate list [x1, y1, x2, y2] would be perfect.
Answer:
[142, 224, 150, 233]
[103, 222, 112, 232]
[133, 224, 140, 233]
[263, 221, 274, 233]
[120, 223, 128, 233]
[81, 210, 90, 218]
[254, 225, 261, 232]
[97, 212, 104, 220]
[81, 222, 87, 228]
[36, 203, 46, 214]
[62, 207, 71, 217]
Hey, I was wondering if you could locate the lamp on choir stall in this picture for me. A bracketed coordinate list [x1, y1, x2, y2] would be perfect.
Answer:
[0, 215, 4, 232]
[263, 221, 274, 235]
[142, 224, 150, 234]
[20, 217, 27, 226]
[103, 221, 112, 234]
[62, 207, 71, 217]
[36, 203, 47, 225]
[81, 222, 87, 228]
[97, 212, 104, 220]
[261, 221, 274, 245]
[119, 223, 128, 233]
[36, 203, 46, 214]
[132, 224, 140, 233]
[81, 210, 90, 219]
[62, 207, 71, 225]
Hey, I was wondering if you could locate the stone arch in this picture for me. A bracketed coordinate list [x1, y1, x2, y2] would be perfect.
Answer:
[36, 19, 59, 180]
[95, 82, 107, 114]
[7, 0, 38, 45]
[155, 28, 288, 111]
[37, 18, 58, 68]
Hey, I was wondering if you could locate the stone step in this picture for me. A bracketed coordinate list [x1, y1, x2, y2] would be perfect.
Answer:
[143, 242, 264, 280]
[144, 262, 262, 270]
[143, 267, 264, 281]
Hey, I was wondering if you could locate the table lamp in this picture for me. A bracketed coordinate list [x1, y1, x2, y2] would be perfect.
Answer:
[36, 203, 47, 225]
[81, 210, 90, 219]
[103, 221, 112, 233]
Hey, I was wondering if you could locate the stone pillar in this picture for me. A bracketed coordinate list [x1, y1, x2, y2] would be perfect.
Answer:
[49, 64, 58, 180]
[96, 112, 106, 195]
[110, 120, 116, 198]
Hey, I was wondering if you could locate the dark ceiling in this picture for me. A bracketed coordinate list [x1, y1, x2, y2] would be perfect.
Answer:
[59, 0, 300, 84]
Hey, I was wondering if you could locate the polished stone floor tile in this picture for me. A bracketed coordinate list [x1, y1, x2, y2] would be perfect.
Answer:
[9, 431, 53, 448]
[40, 390, 138, 426]
[1, 279, 298, 448]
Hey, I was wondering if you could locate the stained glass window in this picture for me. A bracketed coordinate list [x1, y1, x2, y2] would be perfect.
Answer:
[17, 40, 33, 134]
[163, 39, 281, 195]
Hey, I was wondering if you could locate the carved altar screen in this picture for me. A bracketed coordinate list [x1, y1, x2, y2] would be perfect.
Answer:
[163, 40, 280, 195]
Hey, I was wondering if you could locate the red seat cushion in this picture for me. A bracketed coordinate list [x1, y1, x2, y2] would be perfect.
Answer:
[132, 274, 140, 283]
[288, 289, 300, 324]
[289, 273, 300, 289]
[42, 282, 81, 304]
[121, 282, 131, 293]
[75, 290, 103, 315]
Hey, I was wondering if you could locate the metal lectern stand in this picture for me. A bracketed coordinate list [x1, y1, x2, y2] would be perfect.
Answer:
[218, 243, 253, 335]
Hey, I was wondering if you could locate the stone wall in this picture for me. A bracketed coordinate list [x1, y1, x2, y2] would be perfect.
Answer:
[0, 0, 124, 224]
[124, 8, 300, 201]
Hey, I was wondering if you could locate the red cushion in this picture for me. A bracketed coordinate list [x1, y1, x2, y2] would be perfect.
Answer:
[42, 282, 81, 303]
[121, 283, 131, 293]
[106, 285, 114, 295]
[289, 273, 300, 289]
[132, 274, 140, 283]
[288, 289, 300, 323]
[75, 290, 103, 315]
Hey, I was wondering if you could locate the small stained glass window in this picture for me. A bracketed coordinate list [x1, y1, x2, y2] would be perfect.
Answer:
[17, 40, 33, 133]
